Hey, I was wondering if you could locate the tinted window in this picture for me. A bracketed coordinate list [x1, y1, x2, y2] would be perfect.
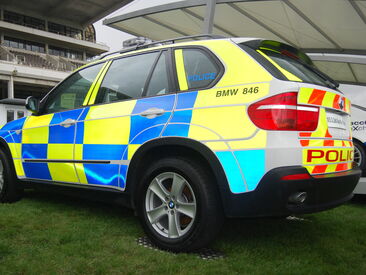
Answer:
[7, 110, 14, 122]
[96, 52, 159, 104]
[145, 52, 170, 97]
[44, 63, 104, 113]
[182, 49, 219, 89]
[262, 50, 330, 87]
[17, 111, 25, 119]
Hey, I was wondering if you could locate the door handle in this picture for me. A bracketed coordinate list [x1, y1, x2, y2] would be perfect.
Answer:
[140, 108, 165, 119]
[60, 118, 76, 128]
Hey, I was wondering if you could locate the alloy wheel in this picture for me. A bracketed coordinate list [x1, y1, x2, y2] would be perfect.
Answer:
[145, 172, 197, 239]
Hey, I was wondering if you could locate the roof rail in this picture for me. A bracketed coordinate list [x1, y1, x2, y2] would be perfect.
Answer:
[97, 34, 226, 60]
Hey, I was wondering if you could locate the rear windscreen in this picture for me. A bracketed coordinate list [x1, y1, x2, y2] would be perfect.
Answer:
[241, 40, 338, 89]
[260, 49, 330, 87]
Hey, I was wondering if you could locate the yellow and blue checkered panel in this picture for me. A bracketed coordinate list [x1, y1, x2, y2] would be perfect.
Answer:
[1, 89, 267, 194]
[21, 108, 85, 181]
[0, 117, 27, 177]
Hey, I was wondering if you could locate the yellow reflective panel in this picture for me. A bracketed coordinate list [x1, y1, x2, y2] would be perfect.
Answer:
[23, 114, 53, 128]
[228, 130, 267, 150]
[205, 141, 229, 151]
[48, 163, 79, 182]
[47, 144, 73, 160]
[206, 40, 272, 87]
[74, 144, 83, 160]
[322, 91, 336, 108]
[190, 106, 256, 140]
[8, 143, 21, 159]
[75, 163, 88, 184]
[297, 87, 313, 105]
[84, 116, 130, 144]
[128, 144, 140, 160]
[309, 108, 327, 138]
[193, 83, 270, 107]
[13, 159, 24, 177]
[257, 50, 302, 82]
[85, 100, 136, 120]
[175, 49, 188, 91]
[188, 124, 221, 141]
[22, 114, 53, 144]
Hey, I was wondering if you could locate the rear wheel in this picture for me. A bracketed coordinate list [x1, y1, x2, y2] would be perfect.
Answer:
[354, 140, 366, 176]
[137, 157, 224, 252]
[0, 149, 23, 203]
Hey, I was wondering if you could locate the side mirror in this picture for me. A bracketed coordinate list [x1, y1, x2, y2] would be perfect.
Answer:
[25, 96, 40, 115]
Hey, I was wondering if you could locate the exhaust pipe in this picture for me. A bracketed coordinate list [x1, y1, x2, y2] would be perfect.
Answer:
[288, 192, 307, 204]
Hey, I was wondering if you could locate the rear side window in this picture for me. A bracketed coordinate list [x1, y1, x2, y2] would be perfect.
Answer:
[180, 49, 219, 90]
[95, 52, 159, 104]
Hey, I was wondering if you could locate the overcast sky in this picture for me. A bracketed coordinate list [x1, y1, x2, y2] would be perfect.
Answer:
[93, 0, 179, 52]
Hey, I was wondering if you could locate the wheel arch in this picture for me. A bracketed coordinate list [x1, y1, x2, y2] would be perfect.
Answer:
[126, 137, 230, 210]
[353, 137, 366, 148]
[0, 137, 13, 159]
[0, 136, 18, 177]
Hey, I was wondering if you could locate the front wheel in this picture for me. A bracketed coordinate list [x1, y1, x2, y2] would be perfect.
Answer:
[137, 157, 224, 252]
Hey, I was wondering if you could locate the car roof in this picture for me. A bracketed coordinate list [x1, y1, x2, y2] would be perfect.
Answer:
[77, 36, 262, 72]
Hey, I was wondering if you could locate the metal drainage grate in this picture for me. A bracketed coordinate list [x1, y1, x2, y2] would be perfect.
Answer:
[136, 236, 225, 260]
[286, 215, 310, 222]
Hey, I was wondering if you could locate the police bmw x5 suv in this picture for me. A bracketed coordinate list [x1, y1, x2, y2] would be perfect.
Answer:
[0, 36, 361, 252]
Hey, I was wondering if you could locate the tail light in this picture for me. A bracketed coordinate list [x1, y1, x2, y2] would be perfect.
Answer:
[248, 92, 319, 131]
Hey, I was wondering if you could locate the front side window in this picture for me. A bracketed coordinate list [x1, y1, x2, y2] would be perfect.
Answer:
[95, 52, 159, 104]
[43, 62, 104, 114]
[181, 49, 219, 90]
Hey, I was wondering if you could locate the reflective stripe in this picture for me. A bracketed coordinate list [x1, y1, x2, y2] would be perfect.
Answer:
[82, 61, 111, 106]
[257, 50, 302, 82]
[87, 61, 112, 105]
[174, 49, 188, 91]
[298, 87, 351, 113]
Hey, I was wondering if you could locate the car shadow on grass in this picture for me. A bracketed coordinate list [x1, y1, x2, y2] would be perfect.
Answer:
[351, 194, 366, 204]
[22, 188, 135, 218]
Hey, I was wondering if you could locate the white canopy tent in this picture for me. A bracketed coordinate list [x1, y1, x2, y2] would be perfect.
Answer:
[104, 0, 366, 85]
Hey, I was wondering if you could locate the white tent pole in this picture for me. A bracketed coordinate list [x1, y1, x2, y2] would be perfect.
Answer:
[202, 0, 216, 34]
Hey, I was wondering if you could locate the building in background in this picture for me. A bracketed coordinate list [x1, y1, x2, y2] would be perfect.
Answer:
[0, 0, 133, 125]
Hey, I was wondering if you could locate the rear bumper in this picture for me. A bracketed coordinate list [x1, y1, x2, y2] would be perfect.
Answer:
[223, 166, 361, 218]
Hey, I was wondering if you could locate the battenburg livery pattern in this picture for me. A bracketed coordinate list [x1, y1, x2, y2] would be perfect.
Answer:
[0, 39, 356, 196]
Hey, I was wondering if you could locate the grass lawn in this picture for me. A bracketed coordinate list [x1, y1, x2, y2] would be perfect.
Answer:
[0, 190, 365, 275]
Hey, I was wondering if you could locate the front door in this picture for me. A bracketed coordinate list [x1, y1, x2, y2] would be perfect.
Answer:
[21, 62, 105, 183]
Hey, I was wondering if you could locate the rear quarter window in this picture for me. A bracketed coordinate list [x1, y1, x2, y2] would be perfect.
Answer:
[179, 48, 220, 90]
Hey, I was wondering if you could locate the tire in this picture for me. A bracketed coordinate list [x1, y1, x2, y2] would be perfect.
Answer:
[136, 157, 224, 252]
[354, 140, 366, 176]
[0, 148, 23, 203]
